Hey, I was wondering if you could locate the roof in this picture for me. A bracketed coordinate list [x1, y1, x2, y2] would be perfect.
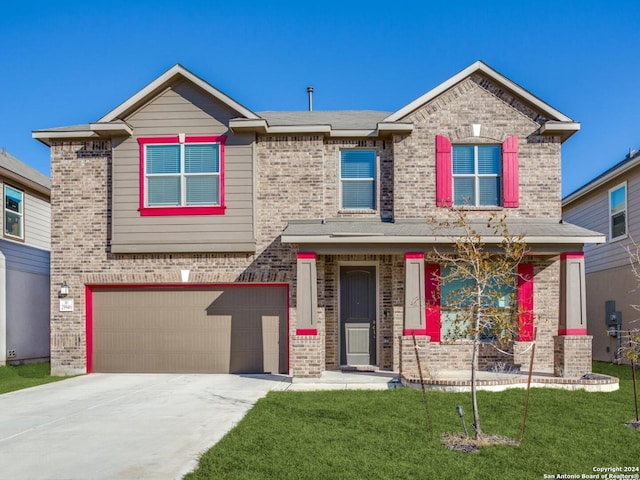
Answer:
[385, 60, 575, 123]
[33, 60, 578, 143]
[281, 218, 604, 254]
[563, 149, 640, 206]
[0, 148, 50, 195]
[256, 111, 391, 130]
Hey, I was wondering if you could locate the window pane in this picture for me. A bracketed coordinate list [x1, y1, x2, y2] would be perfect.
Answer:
[342, 180, 374, 209]
[479, 177, 501, 206]
[147, 176, 180, 206]
[610, 186, 626, 214]
[454, 177, 475, 205]
[341, 150, 375, 179]
[5, 186, 23, 213]
[5, 210, 22, 237]
[185, 144, 219, 173]
[146, 145, 180, 174]
[612, 211, 626, 238]
[453, 146, 474, 174]
[186, 176, 220, 205]
[478, 146, 501, 174]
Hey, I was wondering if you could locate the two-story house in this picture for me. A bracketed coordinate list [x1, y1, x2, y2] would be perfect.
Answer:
[0, 149, 50, 366]
[563, 149, 640, 363]
[33, 61, 603, 379]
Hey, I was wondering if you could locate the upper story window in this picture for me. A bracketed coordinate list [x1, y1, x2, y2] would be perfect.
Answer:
[340, 150, 376, 211]
[138, 135, 226, 216]
[4, 185, 24, 241]
[609, 182, 627, 241]
[436, 135, 519, 208]
[453, 145, 501, 206]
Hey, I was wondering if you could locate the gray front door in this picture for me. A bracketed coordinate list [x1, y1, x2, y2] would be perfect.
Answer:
[340, 266, 376, 366]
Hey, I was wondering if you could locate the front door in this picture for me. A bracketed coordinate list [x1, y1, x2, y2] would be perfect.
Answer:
[340, 266, 376, 366]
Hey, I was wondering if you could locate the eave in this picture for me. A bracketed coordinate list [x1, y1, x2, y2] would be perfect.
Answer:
[229, 119, 414, 137]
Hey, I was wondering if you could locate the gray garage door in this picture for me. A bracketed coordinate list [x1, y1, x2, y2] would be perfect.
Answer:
[91, 286, 288, 374]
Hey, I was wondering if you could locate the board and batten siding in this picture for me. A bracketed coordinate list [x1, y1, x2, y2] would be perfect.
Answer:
[563, 165, 640, 274]
[0, 183, 50, 252]
[110, 80, 256, 253]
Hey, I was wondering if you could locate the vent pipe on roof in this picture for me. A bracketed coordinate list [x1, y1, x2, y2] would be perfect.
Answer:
[307, 86, 314, 112]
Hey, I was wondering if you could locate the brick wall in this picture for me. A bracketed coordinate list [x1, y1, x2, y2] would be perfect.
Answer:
[392, 75, 562, 221]
[554, 335, 593, 378]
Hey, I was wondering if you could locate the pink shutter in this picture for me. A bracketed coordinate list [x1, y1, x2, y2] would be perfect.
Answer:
[425, 264, 441, 342]
[436, 135, 452, 207]
[517, 263, 534, 341]
[502, 135, 519, 208]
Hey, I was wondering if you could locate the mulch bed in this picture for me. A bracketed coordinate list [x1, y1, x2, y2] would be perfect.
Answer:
[442, 432, 519, 453]
[625, 420, 640, 430]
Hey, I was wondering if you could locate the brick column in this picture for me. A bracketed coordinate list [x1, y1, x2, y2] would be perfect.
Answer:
[555, 252, 592, 377]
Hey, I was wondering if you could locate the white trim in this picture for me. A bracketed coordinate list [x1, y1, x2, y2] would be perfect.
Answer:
[563, 154, 640, 206]
[608, 181, 628, 243]
[98, 64, 259, 122]
[337, 261, 380, 368]
[339, 149, 377, 212]
[384, 60, 574, 123]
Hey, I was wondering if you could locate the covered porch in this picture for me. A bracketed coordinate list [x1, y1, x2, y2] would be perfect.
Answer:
[282, 218, 605, 380]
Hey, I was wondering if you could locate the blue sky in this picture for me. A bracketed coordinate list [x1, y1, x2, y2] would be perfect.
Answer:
[1, 0, 638, 196]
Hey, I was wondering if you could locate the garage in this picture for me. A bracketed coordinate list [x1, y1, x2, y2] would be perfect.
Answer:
[88, 285, 288, 374]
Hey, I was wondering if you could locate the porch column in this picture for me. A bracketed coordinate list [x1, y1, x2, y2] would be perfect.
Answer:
[555, 252, 592, 378]
[559, 252, 587, 335]
[295, 252, 318, 335]
[403, 253, 426, 335]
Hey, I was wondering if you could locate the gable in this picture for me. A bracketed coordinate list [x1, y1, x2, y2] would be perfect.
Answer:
[386, 61, 579, 142]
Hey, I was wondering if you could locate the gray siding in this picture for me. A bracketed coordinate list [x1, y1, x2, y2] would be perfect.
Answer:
[563, 165, 640, 273]
[111, 79, 256, 253]
[0, 182, 50, 251]
[0, 239, 50, 275]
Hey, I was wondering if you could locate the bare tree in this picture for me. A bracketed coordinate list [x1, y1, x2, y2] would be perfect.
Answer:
[623, 239, 640, 422]
[429, 210, 528, 438]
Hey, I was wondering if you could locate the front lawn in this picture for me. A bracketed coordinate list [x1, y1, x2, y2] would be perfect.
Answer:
[185, 362, 639, 480]
[0, 362, 68, 394]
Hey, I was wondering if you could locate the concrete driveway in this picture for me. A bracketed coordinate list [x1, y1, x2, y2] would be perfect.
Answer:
[0, 373, 289, 480]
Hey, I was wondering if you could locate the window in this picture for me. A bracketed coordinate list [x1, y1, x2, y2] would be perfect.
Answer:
[609, 183, 627, 241]
[138, 135, 225, 216]
[453, 145, 501, 206]
[439, 265, 515, 340]
[340, 150, 376, 210]
[436, 135, 519, 208]
[4, 185, 24, 240]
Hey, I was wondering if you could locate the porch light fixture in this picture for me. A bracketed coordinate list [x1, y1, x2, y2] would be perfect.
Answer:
[58, 281, 69, 298]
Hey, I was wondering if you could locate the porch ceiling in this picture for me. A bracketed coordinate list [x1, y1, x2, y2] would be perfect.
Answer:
[281, 218, 605, 255]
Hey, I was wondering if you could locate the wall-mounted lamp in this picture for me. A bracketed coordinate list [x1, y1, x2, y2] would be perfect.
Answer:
[59, 281, 69, 298]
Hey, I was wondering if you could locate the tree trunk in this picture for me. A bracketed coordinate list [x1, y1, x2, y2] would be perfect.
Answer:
[471, 286, 482, 438]
[471, 336, 482, 438]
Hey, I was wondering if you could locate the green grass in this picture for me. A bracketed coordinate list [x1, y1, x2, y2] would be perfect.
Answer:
[185, 362, 640, 480]
[0, 362, 68, 394]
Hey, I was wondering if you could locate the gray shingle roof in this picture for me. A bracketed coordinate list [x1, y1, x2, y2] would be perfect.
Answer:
[282, 218, 605, 244]
[257, 111, 391, 130]
[0, 149, 50, 190]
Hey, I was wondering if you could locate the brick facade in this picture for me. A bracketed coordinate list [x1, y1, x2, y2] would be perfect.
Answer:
[44, 63, 592, 379]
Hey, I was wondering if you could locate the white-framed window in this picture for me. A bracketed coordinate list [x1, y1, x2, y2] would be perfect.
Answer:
[4, 184, 24, 240]
[453, 145, 501, 206]
[340, 150, 376, 210]
[609, 182, 627, 241]
[138, 135, 225, 216]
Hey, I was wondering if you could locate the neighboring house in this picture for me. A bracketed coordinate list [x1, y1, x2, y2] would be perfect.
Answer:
[0, 149, 51, 366]
[33, 61, 603, 379]
[563, 149, 640, 363]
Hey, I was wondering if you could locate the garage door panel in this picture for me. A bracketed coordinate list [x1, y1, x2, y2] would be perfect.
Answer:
[92, 287, 287, 374]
